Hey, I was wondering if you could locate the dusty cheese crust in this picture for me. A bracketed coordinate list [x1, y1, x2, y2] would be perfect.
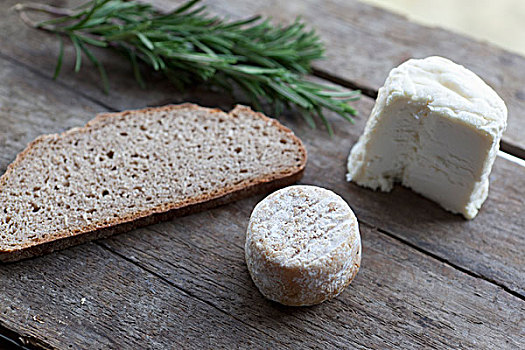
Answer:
[347, 56, 507, 219]
[245, 185, 361, 306]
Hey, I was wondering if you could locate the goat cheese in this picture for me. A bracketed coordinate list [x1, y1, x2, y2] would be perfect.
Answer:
[347, 56, 507, 219]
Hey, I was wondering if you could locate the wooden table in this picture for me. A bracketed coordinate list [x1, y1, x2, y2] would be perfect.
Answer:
[0, 0, 524, 348]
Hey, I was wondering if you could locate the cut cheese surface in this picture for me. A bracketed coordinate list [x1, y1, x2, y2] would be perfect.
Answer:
[347, 56, 507, 219]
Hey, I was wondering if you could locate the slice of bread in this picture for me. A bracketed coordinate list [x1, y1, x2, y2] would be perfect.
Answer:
[0, 104, 307, 262]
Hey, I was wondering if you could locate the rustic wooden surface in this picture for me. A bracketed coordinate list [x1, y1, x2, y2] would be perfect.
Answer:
[197, 0, 525, 158]
[3, 0, 525, 159]
[0, 0, 524, 349]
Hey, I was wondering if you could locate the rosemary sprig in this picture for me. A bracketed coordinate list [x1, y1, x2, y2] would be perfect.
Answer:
[15, 0, 360, 133]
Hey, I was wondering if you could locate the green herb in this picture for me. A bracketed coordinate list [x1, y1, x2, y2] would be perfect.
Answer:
[15, 0, 359, 133]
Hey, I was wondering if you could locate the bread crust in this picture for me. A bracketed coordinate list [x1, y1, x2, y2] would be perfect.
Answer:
[0, 104, 307, 262]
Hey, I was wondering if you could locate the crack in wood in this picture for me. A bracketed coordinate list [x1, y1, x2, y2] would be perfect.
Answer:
[0, 31, 522, 308]
[0, 321, 50, 350]
[0, 51, 118, 114]
[373, 226, 525, 301]
[94, 241, 289, 347]
[312, 68, 525, 160]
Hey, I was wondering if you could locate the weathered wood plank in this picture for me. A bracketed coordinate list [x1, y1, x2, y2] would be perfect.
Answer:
[0, 53, 523, 348]
[3, 213, 522, 349]
[0, 16, 523, 299]
[1, 0, 525, 157]
[0, 2, 523, 347]
[0, 242, 288, 349]
[0, 58, 103, 173]
[194, 0, 525, 158]
[99, 211, 525, 349]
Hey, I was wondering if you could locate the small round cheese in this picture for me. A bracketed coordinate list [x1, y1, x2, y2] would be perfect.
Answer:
[245, 185, 361, 306]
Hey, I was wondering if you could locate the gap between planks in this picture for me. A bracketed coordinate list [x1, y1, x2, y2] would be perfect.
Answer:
[0, 322, 49, 350]
[0, 44, 523, 303]
[0, 51, 118, 115]
[0, 242, 288, 350]
[95, 242, 286, 346]
[312, 67, 525, 160]
[2, 48, 522, 168]
[374, 227, 524, 301]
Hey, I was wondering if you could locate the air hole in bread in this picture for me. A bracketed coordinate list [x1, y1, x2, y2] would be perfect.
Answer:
[31, 203, 40, 212]
[0, 105, 306, 260]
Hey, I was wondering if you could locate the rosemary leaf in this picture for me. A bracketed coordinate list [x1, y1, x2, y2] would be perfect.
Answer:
[52, 34, 64, 80]
[17, 0, 360, 132]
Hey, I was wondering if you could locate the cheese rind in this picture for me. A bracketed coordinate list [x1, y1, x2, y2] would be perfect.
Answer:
[347, 56, 507, 219]
[245, 185, 361, 306]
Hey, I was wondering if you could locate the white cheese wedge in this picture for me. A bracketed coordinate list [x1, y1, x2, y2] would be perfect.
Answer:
[346, 56, 507, 219]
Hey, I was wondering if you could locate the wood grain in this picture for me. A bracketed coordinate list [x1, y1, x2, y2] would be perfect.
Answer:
[195, 0, 525, 158]
[1, 213, 522, 349]
[0, 1, 523, 348]
[99, 215, 525, 349]
[0, 242, 290, 349]
[1, 0, 525, 157]
[0, 54, 523, 347]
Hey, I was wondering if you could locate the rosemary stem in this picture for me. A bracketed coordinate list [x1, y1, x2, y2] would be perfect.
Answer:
[12, 3, 70, 31]
[12, 3, 75, 17]
[13, 0, 359, 132]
